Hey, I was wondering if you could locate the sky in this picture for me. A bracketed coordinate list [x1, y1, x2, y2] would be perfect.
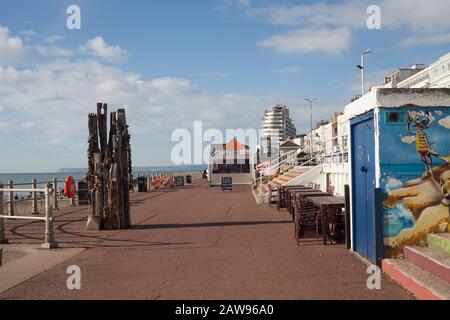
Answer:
[0, 0, 450, 172]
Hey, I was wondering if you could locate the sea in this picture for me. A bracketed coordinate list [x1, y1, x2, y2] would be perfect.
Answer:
[0, 164, 207, 196]
[380, 162, 443, 238]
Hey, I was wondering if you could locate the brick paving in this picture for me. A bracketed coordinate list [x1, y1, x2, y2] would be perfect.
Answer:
[0, 179, 412, 300]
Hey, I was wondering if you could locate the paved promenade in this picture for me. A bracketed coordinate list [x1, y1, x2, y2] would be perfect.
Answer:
[0, 179, 412, 300]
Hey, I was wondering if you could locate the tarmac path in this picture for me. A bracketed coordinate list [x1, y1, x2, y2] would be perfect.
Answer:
[0, 180, 412, 300]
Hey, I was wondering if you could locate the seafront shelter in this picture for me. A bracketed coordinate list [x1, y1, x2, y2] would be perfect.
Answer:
[208, 138, 254, 186]
[345, 88, 450, 264]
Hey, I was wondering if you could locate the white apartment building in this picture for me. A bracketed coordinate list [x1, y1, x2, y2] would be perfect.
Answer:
[396, 52, 450, 89]
[383, 64, 427, 88]
[288, 135, 306, 150]
[260, 104, 296, 152]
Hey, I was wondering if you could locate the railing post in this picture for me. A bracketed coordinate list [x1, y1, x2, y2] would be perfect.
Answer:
[42, 183, 58, 249]
[8, 180, 14, 216]
[0, 182, 8, 244]
[53, 178, 59, 210]
[31, 179, 39, 215]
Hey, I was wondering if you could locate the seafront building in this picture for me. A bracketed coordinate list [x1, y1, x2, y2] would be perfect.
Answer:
[260, 104, 296, 155]
[389, 52, 450, 89]
[259, 87, 450, 272]
[207, 138, 254, 186]
[383, 64, 427, 88]
[297, 51, 450, 165]
[260, 53, 450, 272]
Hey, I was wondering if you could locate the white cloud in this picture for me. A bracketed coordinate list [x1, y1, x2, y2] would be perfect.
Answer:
[0, 59, 303, 147]
[399, 33, 450, 47]
[20, 121, 33, 130]
[272, 66, 303, 74]
[247, 2, 365, 28]
[0, 26, 25, 65]
[215, 0, 252, 10]
[258, 28, 351, 55]
[46, 35, 65, 43]
[80, 36, 128, 61]
[0, 24, 343, 170]
[439, 116, 450, 129]
[35, 45, 73, 58]
[247, 0, 450, 31]
[20, 30, 37, 37]
[385, 177, 403, 192]
[0, 121, 9, 130]
[401, 136, 416, 144]
[381, 0, 450, 32]
[246, 0, 450, 53]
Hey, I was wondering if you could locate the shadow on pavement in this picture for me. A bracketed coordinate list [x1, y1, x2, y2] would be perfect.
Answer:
[131, 220, 292, 230]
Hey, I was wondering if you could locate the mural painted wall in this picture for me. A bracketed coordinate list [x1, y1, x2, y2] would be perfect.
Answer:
[379, 107, 450, 257]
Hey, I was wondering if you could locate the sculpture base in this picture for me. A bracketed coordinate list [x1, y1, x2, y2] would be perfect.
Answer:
[86, 215, 102, 231]
[41, 242, 58, 249]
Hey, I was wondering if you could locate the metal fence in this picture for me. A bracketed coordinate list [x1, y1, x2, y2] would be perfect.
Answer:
[1, 178, 86, 216]
[0, 182, 58, 249]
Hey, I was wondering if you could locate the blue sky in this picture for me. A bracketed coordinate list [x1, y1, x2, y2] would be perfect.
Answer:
[0, 0, 450, 172]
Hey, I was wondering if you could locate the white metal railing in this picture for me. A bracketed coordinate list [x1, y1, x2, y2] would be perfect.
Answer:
[322, 151, 349, 164]
[268, 150, 299, 175]
[2, 178, 88, 217]
[255, 134, 349, 189]
[305, 134, 348, 156]
[0, 182, 58, 249]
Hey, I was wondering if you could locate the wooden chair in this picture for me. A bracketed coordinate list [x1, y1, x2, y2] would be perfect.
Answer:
[328, 207, 346, 243]
[268, 185, 278, 207]
[277, 187, 287, 211]
[294, 195, 321, 242]
[307, 182, 314, 189]
[314, 183, 321, 191]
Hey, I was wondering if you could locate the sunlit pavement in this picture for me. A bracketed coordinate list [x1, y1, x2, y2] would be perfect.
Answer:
[0, 180, 412, 300]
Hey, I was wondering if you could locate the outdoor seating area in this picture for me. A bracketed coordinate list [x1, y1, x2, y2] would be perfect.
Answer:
[275, 183, 346, 246]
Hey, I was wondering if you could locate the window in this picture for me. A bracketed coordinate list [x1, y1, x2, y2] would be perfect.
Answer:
[386, 111, 405, 124]
[212, 159, 250, 174]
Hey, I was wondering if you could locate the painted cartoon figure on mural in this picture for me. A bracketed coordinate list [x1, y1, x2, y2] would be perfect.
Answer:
[406, 111, 440, 183]
[380, 108, 450, 257]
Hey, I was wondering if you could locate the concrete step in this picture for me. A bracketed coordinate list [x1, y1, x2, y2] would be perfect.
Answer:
[428, 233, 450, 255]
[404, 246, 450, 284]
[285, 172, 301, 178]
[272, 177, 291, 187]
[290, 167, 314, 174]
[271, 179, 282, 187]
[280, 164, 293, 172]
[382, 259, 450, 300]
[277, 175, 293, 182]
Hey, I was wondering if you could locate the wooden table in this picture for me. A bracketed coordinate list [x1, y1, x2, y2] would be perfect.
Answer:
[290, 190, 328, 221]
[277, 186, 310, 211]
[306, 196, 345, 245]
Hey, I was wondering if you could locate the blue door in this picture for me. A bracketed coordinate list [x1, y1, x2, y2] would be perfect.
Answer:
[351, 112, 376, 262]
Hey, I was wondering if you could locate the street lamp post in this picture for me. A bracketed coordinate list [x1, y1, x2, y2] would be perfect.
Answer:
[305, 98, 318, 160]
[357, 49, 371, 96]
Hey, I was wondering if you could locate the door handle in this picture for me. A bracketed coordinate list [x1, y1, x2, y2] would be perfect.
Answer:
[360, 166, 368, 173]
